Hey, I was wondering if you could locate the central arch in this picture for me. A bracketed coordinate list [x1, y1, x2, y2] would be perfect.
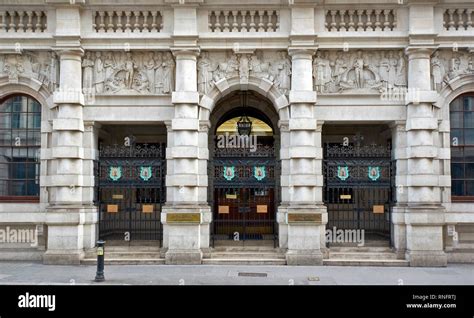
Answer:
[207, 90, 281, 247]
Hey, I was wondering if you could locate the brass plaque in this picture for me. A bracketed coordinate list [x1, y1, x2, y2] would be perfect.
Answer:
[340, 194, 351, 200]
[226, 194, 237, 199]
[288, 213, 322, 223]
[167, 213, 201, 223]
[112, 194, 124, 200]
[218, 205, 229, 214]
[142, 204, 154, 213]
[107, 204, 118, 213]
[257, 205, 268, 214]
[373, 205, 385, 214]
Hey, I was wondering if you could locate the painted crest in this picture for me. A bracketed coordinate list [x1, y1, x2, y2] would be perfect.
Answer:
[368, 166, 381, 181]
[254, 166, 266, 181]
[140, 166, 152, 181]
[109, 166, 122, 181]
[337, 166, 349, 181]
[223, 166, 235, 181]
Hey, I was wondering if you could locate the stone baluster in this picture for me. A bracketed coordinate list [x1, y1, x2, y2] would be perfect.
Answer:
[258, 10, 265, 32]
[366, 9, 373, 30]
[348, 10, 355, 31]
[447, 9, 455, 30]
[249, 10, 256, 32]
[393, 10, 398, 29]
[231, 10, 238, 32]
[223, 11, 230, 32]
[26, 11, 33, 32]
[374, 9, 382, 31]
[339, 10, 346, 31]
[383, 9, 391, 31]
[17, 11, 24, 32]
[329, 10, 337, 31]
[208, 11, 213, 31]
[8, 11, 16, 32]
[98, 11, 105, 32]
[356, 10, 364, 31]
[107, 11, 114, 33]
[213, 11, 222, 32]
[0, 12, 5, 32]
[151, 11, 158, 32]
[124, 11, 131, 32]
[457, 9, 465, 30]
[275, 10, 280, 31]
[241, 10, 247, 32]
[467, 9, 473, 29]
[142, 11, 149, 32]
[133, 11, 141, 32]
[267, 10, 274, 32]
[116, 11, 123, 32]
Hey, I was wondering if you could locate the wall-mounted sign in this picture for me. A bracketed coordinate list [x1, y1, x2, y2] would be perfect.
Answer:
[218, 205, 229, 214]
[107, 204, 118, 213]
[373, 205, 384, 214]
[226, 194, 237, 199]
[167, 213, 201, 223]
[340, 194, 351, 200]
[142, 204, 154, 213]
[257, 205, 268, 213]
[288, 213, 322, 223]
[112, 194, 124, 200]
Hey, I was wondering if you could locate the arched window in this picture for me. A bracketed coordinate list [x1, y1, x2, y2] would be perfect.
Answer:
[450, 93, 474, 199]
[0, 95, 41, 201]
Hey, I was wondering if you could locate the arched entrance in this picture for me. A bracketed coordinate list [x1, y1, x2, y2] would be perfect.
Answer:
[209, 91, 280, 246]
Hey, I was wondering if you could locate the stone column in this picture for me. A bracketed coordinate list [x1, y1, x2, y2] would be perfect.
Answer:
[404, 46, 446, 266]
[44, 48, 96, 265]
[281, 48, 326, 265]
[162, 49, 211, 264]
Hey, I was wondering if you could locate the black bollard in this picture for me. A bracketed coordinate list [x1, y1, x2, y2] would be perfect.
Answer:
[94, 240, 106, 282]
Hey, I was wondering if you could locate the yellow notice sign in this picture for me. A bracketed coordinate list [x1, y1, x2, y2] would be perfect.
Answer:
[107, 205, 118, 213]
[373, 205, 385, 214]
[257, 205, 268, 213]
[142, 204, 154, 213]
[218, 205, 229, 214]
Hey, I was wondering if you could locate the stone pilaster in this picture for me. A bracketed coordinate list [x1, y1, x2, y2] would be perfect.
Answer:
[281, 48, 326, 265]
[162, 49, 211, 265]
[404, 46, 447, 266]
[43, 48, 96, 265]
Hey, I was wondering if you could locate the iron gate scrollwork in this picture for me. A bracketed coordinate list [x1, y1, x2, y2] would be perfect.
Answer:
[323, 143, 394, 240]
[211, 144, 278, 246]
[97, 143, 165, 242]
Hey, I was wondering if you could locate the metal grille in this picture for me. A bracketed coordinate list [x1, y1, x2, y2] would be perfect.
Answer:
[97, 143, 165, 242]
[323, 143, 393, 240]
[211, 143, 278, 246]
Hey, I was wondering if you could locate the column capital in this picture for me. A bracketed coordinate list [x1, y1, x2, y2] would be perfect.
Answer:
[288, 47, 317, 59]
[171, 47, 200, 60]
[404, 45, 438, 60]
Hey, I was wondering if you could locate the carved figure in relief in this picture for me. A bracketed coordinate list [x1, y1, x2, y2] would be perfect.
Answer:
[94, 52, 105, 93]
[162, 52, 175, 94]
[273, 51, 291, 94]
[144, 52, 156, 93]
[332, 51, 347, 84]
[154, 52, 164, 94]
[313, 51, 331, 93]
[239, 54, 250, 80]
[353, 50, 366, 88]
[431, 51, 445, 91]
[124, 52, 136, 89]
[82, 52, 94, 93]
[197, 51, 215, 94]
[395, 51, 407, 87]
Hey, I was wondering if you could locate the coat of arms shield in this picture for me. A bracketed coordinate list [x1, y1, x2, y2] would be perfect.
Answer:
[254, 166, 266, 181]
[223, 166, 235, 181]
[337, 166, 349, 181]
[109, 166, 122, 181]
[140, 166, 152, 181]
[368, 166, 381, 181]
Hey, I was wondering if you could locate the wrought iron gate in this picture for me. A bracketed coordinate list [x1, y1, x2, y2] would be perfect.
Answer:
[211, 144, 278, 246]
[323, 143, 393, 240]
[97, 144, 165, 242]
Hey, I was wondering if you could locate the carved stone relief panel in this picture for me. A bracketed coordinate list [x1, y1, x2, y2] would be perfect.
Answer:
[82, 51, 175, 95]
[312, 50, 407, 94]
[197, 50, 291, 95]
[431, 50, 474, 92]
[0, 51, 59, 92]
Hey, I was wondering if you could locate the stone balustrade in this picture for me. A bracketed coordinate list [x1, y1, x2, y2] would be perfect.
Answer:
[443, 8, 474, 30]
[0, 10, 47, 33]
[92, 10, 163, 33]
[208, 9, 280, 32]
[325, 9, 396, 32]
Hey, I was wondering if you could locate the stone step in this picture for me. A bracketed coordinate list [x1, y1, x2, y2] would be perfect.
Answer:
[84, 251, 163, 259]
[328, 252, 399, 260]
[87, 246, 161, 252]
[209, 252, 286, 259]
[328, 247, 394, 253]
[202, 258, 287, 265]
[212, 247, 284, 253]
[323, 259, 409, 267]
[81, 258, 165, 265]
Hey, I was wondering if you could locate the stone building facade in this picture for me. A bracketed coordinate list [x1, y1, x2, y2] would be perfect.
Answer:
[0, 0, 473, 266]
